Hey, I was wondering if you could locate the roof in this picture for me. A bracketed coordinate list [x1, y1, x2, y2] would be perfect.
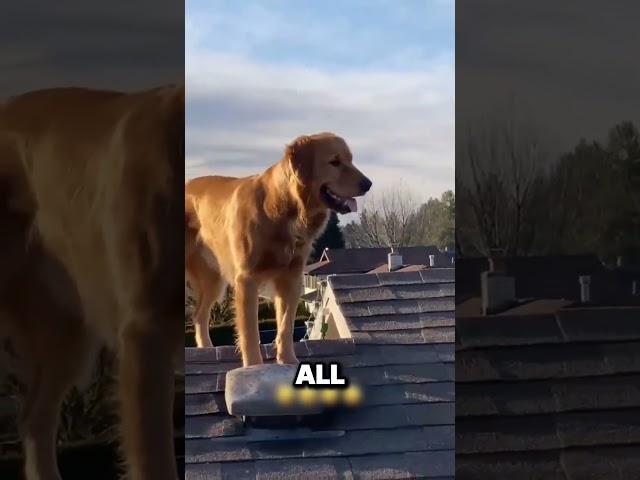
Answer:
[306, 246, 446, 276]
[456, 297, 575, 317]
[456, 304, 640, 478]
[366, 264, 428, 274]
[455, 255, 606, 301]
[184, 269, 455, 479]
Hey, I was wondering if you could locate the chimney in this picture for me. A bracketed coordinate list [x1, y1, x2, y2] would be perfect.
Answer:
[481, 250, 514, 315]
[428, 254, 436, 267]
[579, 275, 591, 303]
[388, 247, 403, 272]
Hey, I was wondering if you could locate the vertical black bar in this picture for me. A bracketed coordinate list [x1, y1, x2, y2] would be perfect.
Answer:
[456, 1, 640, 478]
[1, 1, 184, 478]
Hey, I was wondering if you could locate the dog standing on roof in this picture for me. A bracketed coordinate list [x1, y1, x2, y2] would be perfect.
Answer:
[185, 133, 372, 366]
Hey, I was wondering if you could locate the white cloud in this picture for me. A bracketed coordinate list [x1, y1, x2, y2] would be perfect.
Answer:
[186, 7, 454, 203]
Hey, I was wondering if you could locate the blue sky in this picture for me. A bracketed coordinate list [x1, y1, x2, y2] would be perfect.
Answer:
[186, 0, 454, 213]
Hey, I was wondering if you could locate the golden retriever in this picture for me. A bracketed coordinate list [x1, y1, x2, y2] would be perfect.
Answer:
[0, 85, 184, 480]
[185, 133, 371, 366]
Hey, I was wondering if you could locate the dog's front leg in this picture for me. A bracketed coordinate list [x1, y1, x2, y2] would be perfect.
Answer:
[273, 270, 302, 365]
[234, 273, 263, 366]
[20, 369, 64, 480]
[118, 318, 178, 480]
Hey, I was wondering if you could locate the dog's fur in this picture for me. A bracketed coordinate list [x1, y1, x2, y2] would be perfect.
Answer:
[185, 133, 371, 366]
[0, 85, 184, 479]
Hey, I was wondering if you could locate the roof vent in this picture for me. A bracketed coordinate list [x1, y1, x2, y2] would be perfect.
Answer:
[388, 247, 403, 272]
[632, 280, 638, 296]
[481, 270, 515, 315]
[579, 275, 591, 303]
[428, 254, 436, 267]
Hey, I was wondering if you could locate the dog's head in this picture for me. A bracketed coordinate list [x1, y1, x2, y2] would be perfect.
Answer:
[285, 132, 372, 214]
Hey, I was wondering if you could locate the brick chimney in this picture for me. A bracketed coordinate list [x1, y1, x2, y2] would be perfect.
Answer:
[481, 249, 515, 315]
[388, 247, 403, 271]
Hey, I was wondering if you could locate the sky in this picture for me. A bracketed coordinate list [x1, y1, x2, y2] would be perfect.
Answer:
[186, 0, 455, 215]
[1, 1, 183, 96]
[457, 0, 640, 158]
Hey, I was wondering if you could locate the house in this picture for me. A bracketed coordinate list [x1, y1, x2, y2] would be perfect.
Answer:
[456, 262, 640, 478]
[302, 246, 453, 312]
[456, 254, 640, 312]
[184, 268, 455, 479]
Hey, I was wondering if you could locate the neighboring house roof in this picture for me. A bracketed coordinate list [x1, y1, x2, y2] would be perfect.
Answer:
[456, 305, 640, 478]
[456, 297, 575, 317]
[366, 264, 428, 274]
[455, 254, 606, 301]
[184, 268, 455, 479]
[307, 246, 447, 276]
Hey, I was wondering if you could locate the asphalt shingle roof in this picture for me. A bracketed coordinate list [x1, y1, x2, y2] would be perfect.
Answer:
[456, 305, 640, 479]
[185, 268, 455, 480]
[306, 246, 447, 276]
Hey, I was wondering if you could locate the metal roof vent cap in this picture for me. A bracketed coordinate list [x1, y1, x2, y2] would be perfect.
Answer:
[579, 275, 591, 303]
[388, 247, 403, 272]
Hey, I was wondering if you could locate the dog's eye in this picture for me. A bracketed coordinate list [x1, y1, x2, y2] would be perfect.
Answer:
[329, 158, 341, 167]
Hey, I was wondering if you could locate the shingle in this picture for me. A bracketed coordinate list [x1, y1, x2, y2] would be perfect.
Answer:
[186, 348, 218, 363]
[305, 339, 356, 356]
[185, 426, 454, 464]
[185, 415, 244, 439]
[324, 403, 454, 430]
[457, 409, 640, 454]
[456, 415, 557, 453]
[335, 283, 455, 304]
[253, 458, 354, 480]
[220, 462, 257, 480]
[185, 393, 226, 416]
[456, 314, 563, 348]
[419, 268, 455, 284]
[556, 307, 640, 342]
[186, 374, 221, 394]
[455, 450, 565, 480]
[561, 445, 640, 480]
[330, 274, 382, 290]
[351, 328, 454, 345]
[341, 298, 454, 317]
[186, 362, 241, 375]
[346, 312, 454, 332]
[348, 363, 454, 385]
[365, 382, 454, 406]
[216, 346, 241, 362]
[456, 341, 640, 383]
[348, 451, 455, 479]
[456, 375, 640, 417]
[185, 463, 223, 480]
[557, 409, 640, 447]
[375, 271, 424, 286]
[331, 344, 454, 367]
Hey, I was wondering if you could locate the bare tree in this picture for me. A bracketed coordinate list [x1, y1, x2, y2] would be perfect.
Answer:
[345, 184, 419, 247]
[458, 113, 545, 256]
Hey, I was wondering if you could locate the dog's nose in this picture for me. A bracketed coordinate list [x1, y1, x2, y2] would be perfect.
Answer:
[359, 177, 373, 193]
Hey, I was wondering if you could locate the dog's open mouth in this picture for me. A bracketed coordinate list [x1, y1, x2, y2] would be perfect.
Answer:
[320, 185, 358, 214]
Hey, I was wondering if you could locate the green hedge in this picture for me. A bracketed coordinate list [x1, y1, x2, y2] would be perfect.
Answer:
[185, 317, 307, 347]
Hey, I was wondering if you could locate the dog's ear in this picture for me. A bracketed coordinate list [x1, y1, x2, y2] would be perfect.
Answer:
[285, 135, 314, 183]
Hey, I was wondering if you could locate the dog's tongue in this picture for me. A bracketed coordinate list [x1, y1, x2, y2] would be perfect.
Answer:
[345, 198, 358, 213]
